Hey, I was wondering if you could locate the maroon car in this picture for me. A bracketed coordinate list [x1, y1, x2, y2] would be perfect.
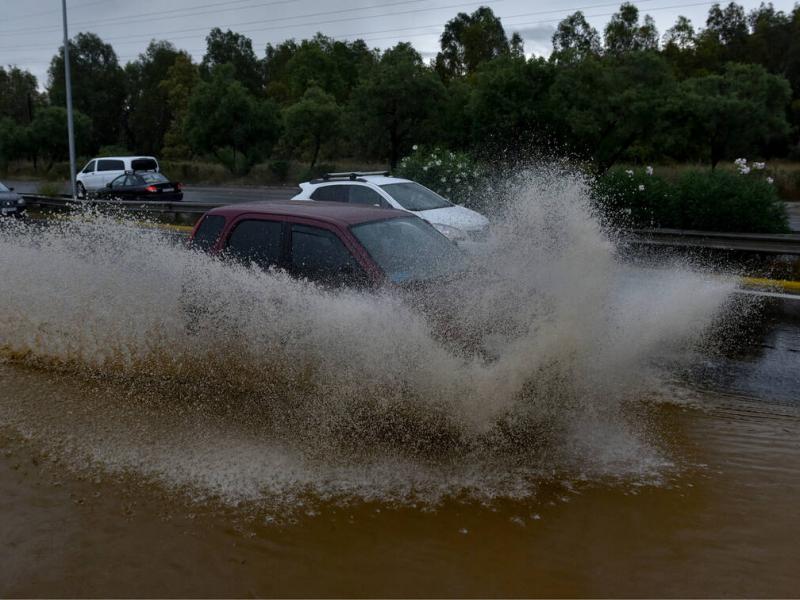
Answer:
[189, 201, 465, 286]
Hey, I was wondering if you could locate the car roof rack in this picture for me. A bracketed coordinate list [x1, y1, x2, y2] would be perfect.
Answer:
[321, 171, 390, 181]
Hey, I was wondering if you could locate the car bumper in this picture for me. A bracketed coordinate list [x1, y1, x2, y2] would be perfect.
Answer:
[0, 205, 23, 216]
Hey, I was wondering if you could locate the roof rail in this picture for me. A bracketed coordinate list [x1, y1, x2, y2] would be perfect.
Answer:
[321, 170, 390, 180]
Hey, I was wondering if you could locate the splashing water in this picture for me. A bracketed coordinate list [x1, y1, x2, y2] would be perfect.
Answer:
[0, 170, 740, 506]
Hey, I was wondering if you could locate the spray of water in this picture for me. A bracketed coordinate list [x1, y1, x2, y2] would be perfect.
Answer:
[0, 169, 740, 506]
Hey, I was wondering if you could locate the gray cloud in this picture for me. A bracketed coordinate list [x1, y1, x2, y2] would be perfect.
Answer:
[512, 23, 556, 44]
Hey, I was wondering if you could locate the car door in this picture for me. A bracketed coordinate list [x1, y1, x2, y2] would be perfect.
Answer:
[224, 217, 287, 270]
[78, 160, 99, 189]
[288, 223, 368, 286]
[96, 159, 126, 186]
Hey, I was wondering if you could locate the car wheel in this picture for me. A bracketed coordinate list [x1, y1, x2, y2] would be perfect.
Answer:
[76, 182, 86, 199]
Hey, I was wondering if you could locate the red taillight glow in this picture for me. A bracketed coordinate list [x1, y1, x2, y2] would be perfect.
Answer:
[145, 185, 157, 192]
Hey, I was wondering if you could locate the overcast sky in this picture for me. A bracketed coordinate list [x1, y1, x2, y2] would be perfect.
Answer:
[2, 0, 797, 88]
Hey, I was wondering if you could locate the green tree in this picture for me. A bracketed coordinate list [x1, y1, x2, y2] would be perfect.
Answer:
[435, 7, 509, 79]
[125, 41, 185, 154]
[47, 32, 125, 150]
[265, 35, 376, 105]
[666, 63, 792, 167]
[27, 106, 92, 168]
[281, 86, 342, 169]
[0, 67, 41, 124]
[468, 56, 555, 150]
[184, 65, 280, 173]
[550, 52, 675, 170]
[551, 11, 602, 63]
[349, 43, 445, 168]
[200, 28, 263, 94]
[159, 54, 200, 160]
[604, 3, 659, 55]
[0, 118, 26, 169]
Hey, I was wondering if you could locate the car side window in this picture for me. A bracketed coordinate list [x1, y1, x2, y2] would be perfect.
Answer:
[226, 219, 284, 269]
[310, 185, 347, 202]
[82, 160, 95, 173]
[98, 159, 124, 171]
[290, 224, 364, 285]
[110, 175, 127, 188]
[348, 186, 386, 207]
[192, 215, 226, 251]
[128, 175, 144, 186]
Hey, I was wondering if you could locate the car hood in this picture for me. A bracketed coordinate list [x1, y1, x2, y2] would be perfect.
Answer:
[0, 191, 19, 201]
[414, 205, 488, 231]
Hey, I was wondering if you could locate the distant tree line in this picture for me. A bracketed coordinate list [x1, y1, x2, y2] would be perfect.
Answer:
[1, 2, 799, 175]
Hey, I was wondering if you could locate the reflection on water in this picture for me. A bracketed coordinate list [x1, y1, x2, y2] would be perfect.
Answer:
[689, 299, 800, 406]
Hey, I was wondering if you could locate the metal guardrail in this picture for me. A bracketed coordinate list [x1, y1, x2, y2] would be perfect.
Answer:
[22, 193, 224, 215]
[626, 228, 800, 255]
[21, 194, 800, 255]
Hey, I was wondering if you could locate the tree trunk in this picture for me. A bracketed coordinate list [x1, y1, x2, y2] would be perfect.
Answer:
[310, 135, 321, 171]
[389, 126, 399, 170]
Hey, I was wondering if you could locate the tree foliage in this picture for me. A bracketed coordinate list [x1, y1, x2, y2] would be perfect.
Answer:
[281, 86, 342, 169]
[185, 65, 280, 173]
[125, 41, 185, 154]
[350, 43, 445, 168]
[200, 28, 263, 94]
[435, 7, 510, 79]
[47, 32, 125, 149]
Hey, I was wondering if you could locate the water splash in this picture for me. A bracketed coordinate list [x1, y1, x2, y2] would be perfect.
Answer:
[0, 169, 740, 506]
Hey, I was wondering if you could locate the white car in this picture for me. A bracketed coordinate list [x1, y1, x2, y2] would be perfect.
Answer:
[292, 172, 490, 246]
[76, 155, 160, 197]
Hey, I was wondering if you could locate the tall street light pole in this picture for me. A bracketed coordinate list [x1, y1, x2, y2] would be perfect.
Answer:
[62, 0, 77, 200]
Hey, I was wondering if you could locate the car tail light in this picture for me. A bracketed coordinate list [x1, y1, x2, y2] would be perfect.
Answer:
[145, 185, 157, 193]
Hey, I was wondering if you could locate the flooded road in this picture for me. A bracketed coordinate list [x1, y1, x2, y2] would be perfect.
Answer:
[2, 309, 799, 597]
[1, 175, 799, 596]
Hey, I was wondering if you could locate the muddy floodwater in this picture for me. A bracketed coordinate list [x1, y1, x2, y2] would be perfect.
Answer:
[1, 304, 799, 597]
[2, 176, 800, 596]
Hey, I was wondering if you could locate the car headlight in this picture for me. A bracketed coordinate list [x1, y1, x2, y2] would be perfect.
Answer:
[431, 222, 466, 242]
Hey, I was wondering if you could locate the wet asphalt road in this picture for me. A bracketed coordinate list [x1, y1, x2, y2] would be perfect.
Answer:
[6, 179, 800, 231]
[5, 179, 297, 205]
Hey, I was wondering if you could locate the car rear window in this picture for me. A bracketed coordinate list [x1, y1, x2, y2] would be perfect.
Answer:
[192, 215, 226, 251]
[226, 219, 283, 269]
[140, 172, 169, 183]
[131, 158, 158, 171]
[310, 186, 346, 202]
[97, 159, 125, 171]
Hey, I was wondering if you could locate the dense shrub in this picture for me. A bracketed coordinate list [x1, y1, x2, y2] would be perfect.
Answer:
[593, 165, 789, 233]
[395, 146, 484, 206]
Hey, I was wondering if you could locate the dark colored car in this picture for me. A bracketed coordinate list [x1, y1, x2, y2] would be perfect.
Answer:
[0, 181, 25, 216]
[95, 171, 183, 201]
[188, 201, 465, 287]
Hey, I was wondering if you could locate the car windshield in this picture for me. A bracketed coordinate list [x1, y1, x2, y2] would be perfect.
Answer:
[0, 182, 9, 192]
[350, 216, 466, 284]
[140, 172, 169, 184]
[379, 182, 451, 211]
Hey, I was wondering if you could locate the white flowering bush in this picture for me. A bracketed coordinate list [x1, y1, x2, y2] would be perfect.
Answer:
[395, 146, 484, 207]
[593, 165, 788, 232]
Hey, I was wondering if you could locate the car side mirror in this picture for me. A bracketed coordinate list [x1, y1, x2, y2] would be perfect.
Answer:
[8, 187, 14, 191]
[106, 182, 112, 188]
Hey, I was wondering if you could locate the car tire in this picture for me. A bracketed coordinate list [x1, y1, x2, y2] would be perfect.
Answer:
[76, 182, 86, 199]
